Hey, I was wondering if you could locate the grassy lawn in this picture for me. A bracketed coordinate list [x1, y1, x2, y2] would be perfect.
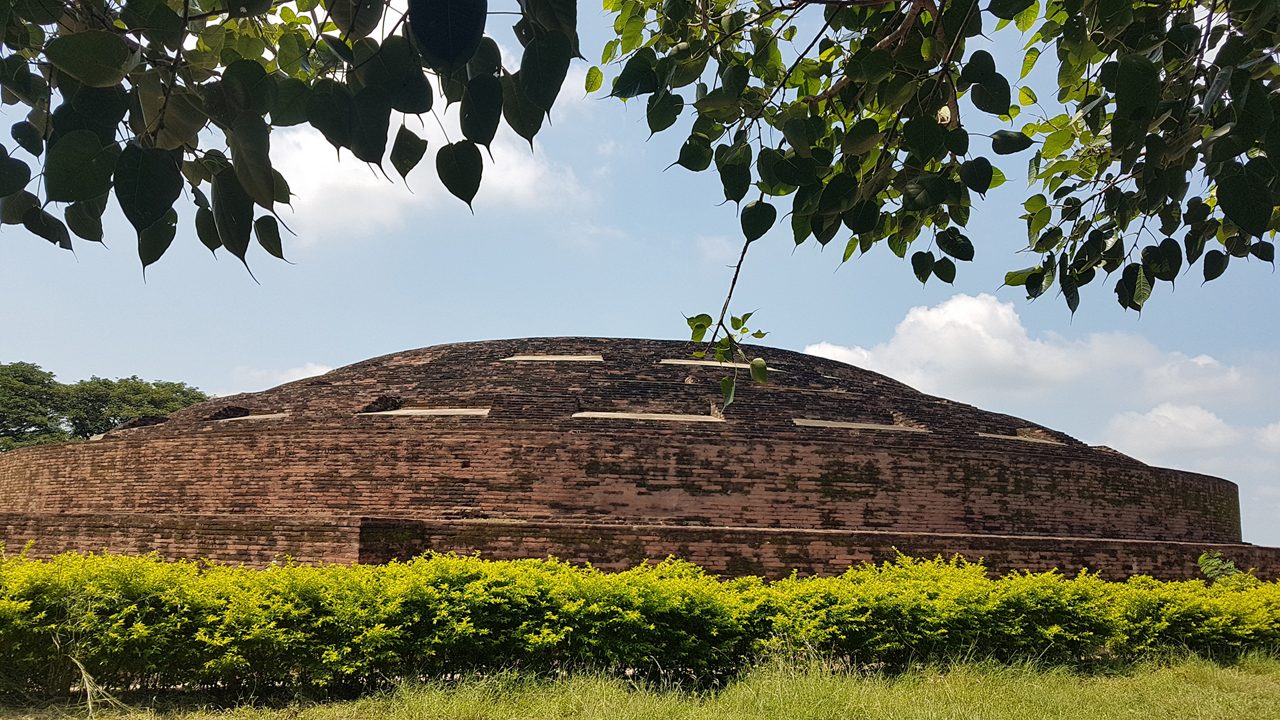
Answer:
[4, 656, 1280, 720]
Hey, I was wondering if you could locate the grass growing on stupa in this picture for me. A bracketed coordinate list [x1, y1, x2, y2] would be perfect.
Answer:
[5, 655, 1280, 720]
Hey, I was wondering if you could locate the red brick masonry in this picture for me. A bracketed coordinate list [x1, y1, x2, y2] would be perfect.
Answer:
[3, 338, 1277, 579]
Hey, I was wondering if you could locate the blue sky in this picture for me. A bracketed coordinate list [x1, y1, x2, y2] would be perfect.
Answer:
[2, 6, 1277, 545]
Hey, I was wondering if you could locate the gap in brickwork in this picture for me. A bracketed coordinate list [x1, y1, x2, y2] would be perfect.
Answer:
[792, 418, 930, 432]
[976, 432, 1063, 445]
[572, 411, 725, 423]
[500, 354, 604, 362]
[359, 408, 490, 417]
[658, 359, 781, 371]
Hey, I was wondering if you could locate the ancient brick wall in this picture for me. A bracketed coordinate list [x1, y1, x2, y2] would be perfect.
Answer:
[0, 337, 1270, 579]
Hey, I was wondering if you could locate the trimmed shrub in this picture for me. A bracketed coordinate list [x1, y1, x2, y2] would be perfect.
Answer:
[1, 551, 1278, 700]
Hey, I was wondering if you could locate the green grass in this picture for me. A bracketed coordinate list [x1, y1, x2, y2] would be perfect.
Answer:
[6, 656, 1280, 720]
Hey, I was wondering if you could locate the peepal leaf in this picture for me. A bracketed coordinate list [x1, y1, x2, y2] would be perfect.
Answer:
[436, 140, 483, 207]
[461, 74, 503, 148]
[992, 130, 1033, 154]
[24, 208, 73, 250]
[254, 215, 286, 260]
[45, 130, 119, 202]
[740, 200, 776, 242]
[114, 143, 183, 234]
[519, 32, 573, 114]
[409, 0, 488, 70]
[65, 194, 108, 243]
[1217, 174, 1273, 237]
[212, 169, 255, 265]
[138, 208, 178, 270]
[391, 126, 429, 180]
[45, 31, 132, 88]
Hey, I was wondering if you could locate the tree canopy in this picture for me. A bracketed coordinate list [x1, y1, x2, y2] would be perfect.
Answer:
[0, 0, 1275, 321]
[0, 362, 207, 451]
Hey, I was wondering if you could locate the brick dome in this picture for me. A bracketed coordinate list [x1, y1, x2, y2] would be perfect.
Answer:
[2, 337, 1277, 578]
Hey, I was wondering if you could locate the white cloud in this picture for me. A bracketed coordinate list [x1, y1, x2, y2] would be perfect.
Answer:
[695, 235, 739, 267]
[271, 106, 588, 246]
[805, 293, 1280, 546]
[1259, 422, 1280, 453]
[1105, 403, 1241, 455]
[225, 362, 333, 394]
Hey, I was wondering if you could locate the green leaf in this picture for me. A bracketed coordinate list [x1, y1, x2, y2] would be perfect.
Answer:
[677, 137, 713, 171]
[350, 87, 392, 164]
[1020, 47, 1041, 79]
[1202, 249, 1229, 282]
[1250, 241, 1274, 263]
[138, 208, 178, 270]
[740, 200, 776, 242]
[227, 115, 276, 209]
[585, 66, 603, 93]
[519, 31, 573, 114]
[272, 77, 310, 127]
[1217, 174, 1273, 237]
[687, 312, 713, 342]
[114, 143, 183, 235]
[1018, 86, 1037, 105]
[1, 191, 39, 225]
[255, 215, 286, 260]
[911, 251, 935, 284]
[23, 207, 72, 250]
[390, 126, 429, 180]
[936, 228, 975, 261]
[718, 159, 751, 203]
[307, 80, 355, 150]
[461, 74, 503, 148]
[971, 74, 1011, 115]
[611, 48, 658, 98]
[945, 128, 969, 156]
[220, 59, 276, 117]
[409, 0, 488, 70]
[65, 194, 108, 243]
[10, 121, 42, 157]
[0, 155, 31, 197]
[501, 72, 546, 146]
[647, 92, 683, 135]
[45, 31, 132, 88]
[992, 129, 1033, 154]
[436, 140, 483, 208]
[195, 207, 221, 254]
[1142, 238, 1182, 282]
[45, 130, 119, 203]
[522, 0, 581, 56]
[988, 0, 1035, 20]
[902, 117, 946, 159]
[720, 376, 735, 408]
[959, 50, 996, 85]
[749, 357, 768, 384]
[212, 169, 255, 265]
[331, 0, 384, 40]
[933, 256, 957, 283]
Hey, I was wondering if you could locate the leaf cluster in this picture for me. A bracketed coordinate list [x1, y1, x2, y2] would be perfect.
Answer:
[594, 0, 1279, 313]
[0, 0, 580, 270]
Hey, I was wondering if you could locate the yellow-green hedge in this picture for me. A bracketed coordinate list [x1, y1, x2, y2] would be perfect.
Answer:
[1, 551, 1277, 699]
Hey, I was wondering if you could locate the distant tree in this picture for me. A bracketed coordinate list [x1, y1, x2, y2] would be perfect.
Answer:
[62, 376, 208, 438]
[0, 362, 207, 451]
[0, 362, 69, 451]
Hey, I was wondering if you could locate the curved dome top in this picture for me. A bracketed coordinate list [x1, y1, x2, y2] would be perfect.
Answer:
[148, 337, 1083, 443]
[3, 337, 1268, 579]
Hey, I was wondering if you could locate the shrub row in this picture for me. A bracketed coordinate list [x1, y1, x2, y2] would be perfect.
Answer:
[1, 551, 1278, 699]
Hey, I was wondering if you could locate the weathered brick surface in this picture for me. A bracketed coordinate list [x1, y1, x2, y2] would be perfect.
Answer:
[2, 337, 1276, 579]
